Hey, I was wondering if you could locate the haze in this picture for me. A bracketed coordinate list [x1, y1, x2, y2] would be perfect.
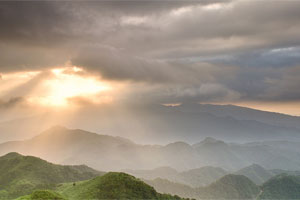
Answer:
[1, 0, 300, 144]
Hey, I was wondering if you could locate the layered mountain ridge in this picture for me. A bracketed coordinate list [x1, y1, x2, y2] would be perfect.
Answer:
[1, 126, 300, 171]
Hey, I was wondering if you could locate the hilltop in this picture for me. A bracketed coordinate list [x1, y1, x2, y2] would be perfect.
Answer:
[258, 174, 300, 199]
[57, 172, 185, 200]
[0, 152, 103, 199]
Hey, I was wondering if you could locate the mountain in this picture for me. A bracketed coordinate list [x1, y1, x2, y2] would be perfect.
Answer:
[141, 103, 300, 143]
[235, 164, 275, 185]
[178, 103, 300, 130]
[0, 126, 204, 171]
[270, 169, 300, 176]
[0, 152, 103, 199]
[124, 167, 181, 184]
[180, 166, 228, 187]
[144, 178, 198, 199]
[16, 190, 66, 200]
[258, 174, 300, 199]
[0, 126, 142, 171]
[193, 137, 300, 170]
[0, 153, 186, 200]
[1, 103, 300, 144]
[126, 166, 228, 187]
[193, 137, 248, 170]
[197, 174, 260, 199]
[57, 172, 185, 200]
[146, 174, 260, 199]
[2, 127, 300, 171]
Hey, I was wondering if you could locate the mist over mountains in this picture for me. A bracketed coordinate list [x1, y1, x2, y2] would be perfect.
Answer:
[1, 103, 300, 144]
[1, 125, 300, 172]
[2, 152, 300, 200]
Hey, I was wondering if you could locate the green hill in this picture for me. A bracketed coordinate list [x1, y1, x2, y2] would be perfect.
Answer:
[16, 190, 66, 200]
[197, 174, 260, 199]
[258, 174, 300, 199]
[235, 164, 274, 185]
[57, 172, 185, 200]
[0, 152, 103, 199]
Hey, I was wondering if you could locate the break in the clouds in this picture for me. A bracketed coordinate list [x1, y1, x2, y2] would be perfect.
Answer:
[1, 0, 300, 108]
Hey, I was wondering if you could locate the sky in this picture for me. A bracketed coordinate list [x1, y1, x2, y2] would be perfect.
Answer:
[1, 0, 300, 142]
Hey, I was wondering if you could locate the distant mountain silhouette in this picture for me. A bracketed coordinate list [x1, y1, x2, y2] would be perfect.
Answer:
[1, 103, 300, 144]
[126, 166, 228, 187]
[1, 127, 300, 171]
[146, 174, 260, 199]
[235, 164, 274, 185]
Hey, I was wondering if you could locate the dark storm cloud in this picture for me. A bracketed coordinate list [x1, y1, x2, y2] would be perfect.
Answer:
[1, 0, 300, 103]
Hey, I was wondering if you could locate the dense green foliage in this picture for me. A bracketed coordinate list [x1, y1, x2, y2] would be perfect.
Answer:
[0, 152, 102, 199]
[197, 174, 260, 199]
[58, 172, 185, 200]
[258, 174, 300, 199]
[16, 190, 66, 200]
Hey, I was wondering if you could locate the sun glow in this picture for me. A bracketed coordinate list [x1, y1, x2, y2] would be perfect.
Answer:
[29, 67, 112, 106]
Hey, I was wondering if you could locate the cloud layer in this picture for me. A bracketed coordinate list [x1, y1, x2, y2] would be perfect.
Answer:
[1, 0, 300, 107]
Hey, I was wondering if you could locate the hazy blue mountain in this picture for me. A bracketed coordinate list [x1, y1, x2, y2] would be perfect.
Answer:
[144, 178, 198, 199]
[258, 174, 300, 199]
[197, 174, 260, 199]
[193, 137, 248, 170]
[235, 164, 274, 185]
[0, 126, 203, 171]
[1, 127, 300, 171]
[126, 166, 228, 187]
[1, 103, 300, 144]
[124, 167, 181, 184]
[146, 174, 260, 199]
[0, 126, 142, 171]
[180, 166, 228, 187]
[143, 104, 300, 143]
[178, 103, 300, 130]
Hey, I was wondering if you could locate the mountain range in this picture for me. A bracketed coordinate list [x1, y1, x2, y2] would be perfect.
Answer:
[145, 174, 260, 199]
[1, 152, 300, 200]
[0, 153, 184, 200]
[125, 166, 227, 187]
[1, 103, 300, 144]
[127, 163, 300, 187]
[146, 173, 300, 200]
[1, 126, 300, 171]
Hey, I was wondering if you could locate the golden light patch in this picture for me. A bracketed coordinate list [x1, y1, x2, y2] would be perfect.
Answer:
[29, 67, 112, 107]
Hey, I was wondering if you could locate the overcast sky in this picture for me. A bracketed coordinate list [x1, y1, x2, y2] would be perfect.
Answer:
[1, 0, 300, 117]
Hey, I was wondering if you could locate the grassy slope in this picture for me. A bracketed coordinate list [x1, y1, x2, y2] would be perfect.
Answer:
[16, 190, 66, 200]
[0, 152, 102, 199]
[57, 172, 185, 200]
